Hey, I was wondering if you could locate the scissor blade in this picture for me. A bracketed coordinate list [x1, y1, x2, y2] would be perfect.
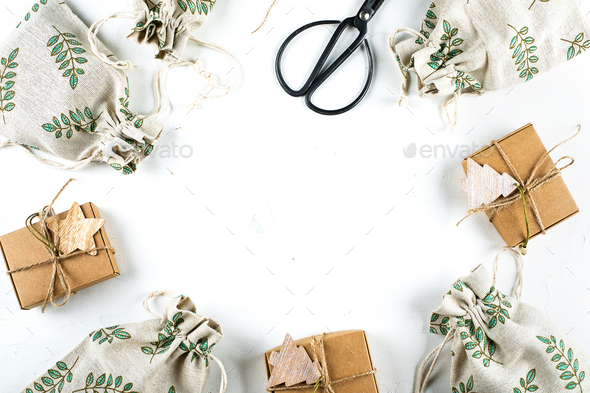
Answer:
[356, 0, 386, 23]
[369, 0, 386, 13]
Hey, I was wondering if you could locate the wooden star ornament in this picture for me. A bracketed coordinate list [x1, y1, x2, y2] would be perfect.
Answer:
[47, 202, 105, 255]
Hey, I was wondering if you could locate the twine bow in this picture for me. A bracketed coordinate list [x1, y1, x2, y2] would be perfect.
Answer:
[457, 126, 580, 250]
[6, 179, 115, 312]
[267, 334, 377, 393]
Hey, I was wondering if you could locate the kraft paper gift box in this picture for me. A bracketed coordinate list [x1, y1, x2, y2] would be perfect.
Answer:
[264, 330, 379, 393]
[1, 202, 119, 310]
[462, 123, 579, 247]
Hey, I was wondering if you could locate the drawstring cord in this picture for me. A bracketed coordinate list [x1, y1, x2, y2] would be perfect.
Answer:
[145, 37, 241, 119]
[88, 11, 143, 70]
[414, 328, 455, 393]
[492, 246, 525, 301]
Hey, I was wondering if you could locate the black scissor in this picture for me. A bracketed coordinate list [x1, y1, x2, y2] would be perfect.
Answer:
[275, 0, 386, 116]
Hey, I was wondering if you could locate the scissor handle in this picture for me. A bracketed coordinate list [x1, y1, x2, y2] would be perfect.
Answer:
[305, 39, 373, 116]
[276, 20, 342, 97]
[275, 17, 374, 115]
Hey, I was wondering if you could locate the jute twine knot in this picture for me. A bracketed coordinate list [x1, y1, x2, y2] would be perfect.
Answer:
[457, 126, 581, 248]
[6, 179, 115, 313]
[267, 334, 377, 393]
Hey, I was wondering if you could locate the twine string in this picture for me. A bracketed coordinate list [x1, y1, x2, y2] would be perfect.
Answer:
[492, 246, 525, 300]
[267, 334, 377, 392]
[515, 185, 531, 252]
[253, 0, 278, 33]
[5, 179, 115, 312]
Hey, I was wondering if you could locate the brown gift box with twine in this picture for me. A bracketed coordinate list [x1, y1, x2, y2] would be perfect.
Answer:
[460, 123, 579, 248]
[264, 330, 379, 393]
[1, 200, 118, 311]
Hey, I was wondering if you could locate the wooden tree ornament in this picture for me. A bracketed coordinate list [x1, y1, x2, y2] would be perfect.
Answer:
[268, 334, 321, 388]
[461, 158, 518, 209]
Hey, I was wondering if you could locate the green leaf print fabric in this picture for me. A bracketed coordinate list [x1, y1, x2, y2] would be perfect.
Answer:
[128, 0, 216, 60]
[0, 0, 163, 174]
[20, 293, 226, 393]
[417, 259, 590, 392]
[390, 0, 590, 100]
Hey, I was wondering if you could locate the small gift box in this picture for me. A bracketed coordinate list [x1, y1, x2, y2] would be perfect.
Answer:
[1, 201, 118, 311]
[264, 330, 379, 393]
[461, 123, 579, 247]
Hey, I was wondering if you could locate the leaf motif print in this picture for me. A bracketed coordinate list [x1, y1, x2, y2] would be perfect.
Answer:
[453, 280, 466, 292]
[25, 357, 79, 393]
[142, 312, 184, 363]
[41, 107, 102, 139]
[119, 77, 145, 129]
[537, 335, 585, 392]
[481, 287, 512, 329]
[17, 0, 48, 28]
[71, 373, 139, 393]
[416, 3, 437, 45]
[177, 0, 216, 15]
[529, 0, 550, 10]
[561, 33, 590, 61]
[513, 369, 539, 393]
[179, 337, 216, 367]
[428, 20, 464, 70]
[146, 0, 163, 13]
[452, 375, 476, 393]
[458, 318, 501, 368]
[448, 70, 482, 92]
[0, 48, 19, 125]
[47, 26, 88, 89]
[110, 162, 138, 175]
[429, 313, 450, 335]
[89, 325, 132, 345]
[508, 25, 539, 82]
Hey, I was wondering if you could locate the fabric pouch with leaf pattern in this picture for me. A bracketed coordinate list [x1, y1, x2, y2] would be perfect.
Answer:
[418, 263, 590, 393]
[20, 293, 226, 393]
[0, 0, 163, 174]
[128, 0, 216, 61]
[390, 0, 590, 101]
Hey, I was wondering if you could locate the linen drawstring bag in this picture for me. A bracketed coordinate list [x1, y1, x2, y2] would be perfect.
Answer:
[20, 291, 227, 393]
[128, 0, 215, 61]
[0, 0, 165, 174]
[389, 0, 590, 126]
[416, 247, 590, 393]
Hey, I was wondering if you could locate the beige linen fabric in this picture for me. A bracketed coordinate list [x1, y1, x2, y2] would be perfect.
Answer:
[20, 292, 225, 393]
[128, 0, 215, 61]
[391, 0, 590, 101]
[0, 0, 163, 174]
[417, 258, 590, 392]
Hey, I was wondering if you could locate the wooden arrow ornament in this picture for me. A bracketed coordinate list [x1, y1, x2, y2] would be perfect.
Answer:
[268, 333, 321, 388]
[47, 202, 105, 255]
[461, 158, 518, 210]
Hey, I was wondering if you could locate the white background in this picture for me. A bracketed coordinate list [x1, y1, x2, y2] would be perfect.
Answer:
[1, 0, 590, 392]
